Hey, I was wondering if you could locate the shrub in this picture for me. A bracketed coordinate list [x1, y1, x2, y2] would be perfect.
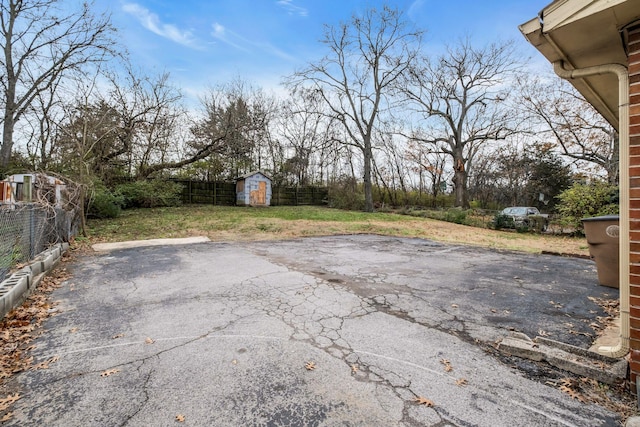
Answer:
[556, 181, 619, 233]
[444, 208, 467, 224]
[116, 180, 183, 209]
[418, 208, 472, 226]
[492, 213, 514, 230]
[87, 184, 124, 218]
[327, 178, 365, 211]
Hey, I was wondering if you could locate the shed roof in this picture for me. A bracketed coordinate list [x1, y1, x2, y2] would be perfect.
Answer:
[237, 170, 272, 181]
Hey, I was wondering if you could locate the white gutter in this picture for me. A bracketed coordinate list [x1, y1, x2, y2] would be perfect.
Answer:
[553, 61, 629, 359]
[540, 28, 619, 127]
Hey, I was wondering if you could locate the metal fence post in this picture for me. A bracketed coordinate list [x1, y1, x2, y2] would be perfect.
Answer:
[29, 204, 36, 259]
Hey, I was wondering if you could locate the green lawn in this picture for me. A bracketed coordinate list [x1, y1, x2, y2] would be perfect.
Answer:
[86, 205, 589, 256]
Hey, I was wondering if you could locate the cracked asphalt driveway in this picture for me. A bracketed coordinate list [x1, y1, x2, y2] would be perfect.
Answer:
[6, 235, 620, 426]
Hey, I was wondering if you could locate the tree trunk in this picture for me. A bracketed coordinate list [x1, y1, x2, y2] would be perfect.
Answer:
[1, 103, 15, 169]
[363, 145, 374, 212]
[453, 154, 469, 208]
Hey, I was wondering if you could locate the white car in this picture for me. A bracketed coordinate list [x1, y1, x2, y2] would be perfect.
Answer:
[499, 207, 549, 230]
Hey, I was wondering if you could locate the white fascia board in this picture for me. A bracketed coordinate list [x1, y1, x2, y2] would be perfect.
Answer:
[542, 0, 626, 32]
[518, 17, 542, 37]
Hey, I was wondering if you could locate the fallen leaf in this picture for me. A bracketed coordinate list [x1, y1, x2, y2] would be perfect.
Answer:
[305, 361, 316, 371]
[414, 396, 435, 407]
[145, 337, 155, 344]
[560, 378, 574, 387]
[593, 361, 607, 370]
[440, 358, 453, 372]
[569, 329, 591, 337]
[176, 414, 185, 422]
[451, 304, 458, 308]
[69, 327, 78, 333]
[351, 364, 359, 373]
[456, 378, 468, 386]
[100, 368, 120, 377]
[559, 385, 586, 402]
[231, 359, 238, 365]
[538, 329, 550, 337]
[0, 394, 21, 411]
[112, 333, 124, 339]
[0, 412, 13, 422]
[30, 356, 60, 371]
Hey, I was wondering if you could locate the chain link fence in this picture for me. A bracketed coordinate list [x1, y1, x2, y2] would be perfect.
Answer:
[0, 204, 78, 282]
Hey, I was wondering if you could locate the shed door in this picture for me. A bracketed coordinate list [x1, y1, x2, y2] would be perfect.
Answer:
[250, 181, 267, 206]
[257, 181, 267, 205]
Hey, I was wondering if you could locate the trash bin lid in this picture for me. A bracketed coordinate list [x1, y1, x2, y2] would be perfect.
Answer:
[581, 215, 619, 222]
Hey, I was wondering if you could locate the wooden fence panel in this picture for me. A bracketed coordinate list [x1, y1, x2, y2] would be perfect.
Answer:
[172, 180, 236, 206]
[271, 186, 328, 206]
[172, 179, 327, 206]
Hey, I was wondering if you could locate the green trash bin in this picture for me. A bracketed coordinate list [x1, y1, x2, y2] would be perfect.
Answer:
[581, 215, 619, 288]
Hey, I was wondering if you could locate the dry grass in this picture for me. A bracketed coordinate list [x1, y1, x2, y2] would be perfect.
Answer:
[86, 205, 590, 257]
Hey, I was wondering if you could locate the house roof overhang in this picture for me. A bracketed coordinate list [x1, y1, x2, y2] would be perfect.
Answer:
[519, 0, 640, 131]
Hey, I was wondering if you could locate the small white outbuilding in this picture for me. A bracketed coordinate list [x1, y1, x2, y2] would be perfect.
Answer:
[235, 171, 272, 207]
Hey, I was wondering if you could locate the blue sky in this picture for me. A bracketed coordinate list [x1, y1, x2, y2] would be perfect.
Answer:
[94, 0, 552, 99]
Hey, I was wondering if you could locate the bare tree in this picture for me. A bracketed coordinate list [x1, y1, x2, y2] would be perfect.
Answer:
[105, 69, 184, 180]
[21, 75, 65, 170]
[373, 127, 414, 206]
[277, 88, 337, 185]
[404, 39, 520, 208]
[49, 66, 185, 184]
[178, 81, 273, 180]
[0, 0, 115, 170]
[288, 6, 422, 212]
[519, 76, 618, 184]
[405, 138, 449, 205]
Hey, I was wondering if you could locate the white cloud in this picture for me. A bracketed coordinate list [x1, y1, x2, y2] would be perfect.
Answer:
[276, 0, 308, 17]
[122, 3, 196, 47]
[211, 22, 250, 52]
[210, 22, 294, 62]
[408, 0, 428, 21]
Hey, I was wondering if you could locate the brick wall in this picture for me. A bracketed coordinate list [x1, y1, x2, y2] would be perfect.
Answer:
[628, 23, 640, 393]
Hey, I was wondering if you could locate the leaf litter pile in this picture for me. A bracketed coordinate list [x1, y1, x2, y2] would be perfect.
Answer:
[561, 296, 638, 421]
[0, 251, 73, 422]
[550, 376, 636, 421]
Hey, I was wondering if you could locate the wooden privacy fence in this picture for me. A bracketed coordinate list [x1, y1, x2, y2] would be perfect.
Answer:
[270, 186, 328, 206]
[173, 180, 236, 205]
[172, 180, 327, 206]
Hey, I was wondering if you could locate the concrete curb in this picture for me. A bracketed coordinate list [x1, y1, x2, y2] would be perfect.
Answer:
[627, 416, 640, 426]
[0, 242, 69, 319]
[92, 236, 210, 252]
[497, 332, 627, 385]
